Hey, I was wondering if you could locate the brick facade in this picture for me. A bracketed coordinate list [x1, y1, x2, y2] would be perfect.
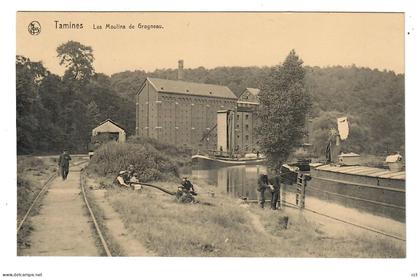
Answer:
[137, 78, 237, 149]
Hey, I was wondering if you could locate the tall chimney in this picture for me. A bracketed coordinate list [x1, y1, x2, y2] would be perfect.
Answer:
[178, 59, 184, 80]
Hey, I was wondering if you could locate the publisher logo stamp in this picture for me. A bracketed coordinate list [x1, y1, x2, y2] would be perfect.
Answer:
[28, 21, 41, 35]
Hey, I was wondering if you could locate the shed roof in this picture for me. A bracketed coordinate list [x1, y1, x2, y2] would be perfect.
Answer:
[146, 77, 237, 99]
[94, 119, 125, 132]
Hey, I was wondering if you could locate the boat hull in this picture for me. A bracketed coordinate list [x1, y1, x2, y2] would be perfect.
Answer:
[192, 155, 266, 168]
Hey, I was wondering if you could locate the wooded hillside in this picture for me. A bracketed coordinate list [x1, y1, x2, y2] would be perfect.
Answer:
[17, 41, 404, 156]
[110, 65, 404, 156]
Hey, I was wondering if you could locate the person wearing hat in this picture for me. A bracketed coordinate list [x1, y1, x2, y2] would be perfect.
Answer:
[176, 176, 197, 202]
[180, 176, 195, 193]
[114, 164, 136, 188]
[58, 149, 72, 180]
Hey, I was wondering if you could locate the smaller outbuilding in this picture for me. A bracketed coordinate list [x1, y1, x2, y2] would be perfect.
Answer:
[92, 119, 126, 143]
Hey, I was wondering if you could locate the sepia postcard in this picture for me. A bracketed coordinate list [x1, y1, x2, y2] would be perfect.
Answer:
[3, 7, 419, 277]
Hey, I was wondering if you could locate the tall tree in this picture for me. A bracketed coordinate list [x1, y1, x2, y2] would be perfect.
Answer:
[256, 50, 311, 171]
[16, 56, 48, 153]
[57, 40, 94, 84]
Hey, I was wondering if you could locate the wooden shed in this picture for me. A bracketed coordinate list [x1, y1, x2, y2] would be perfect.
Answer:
[92, 119, 126, 143]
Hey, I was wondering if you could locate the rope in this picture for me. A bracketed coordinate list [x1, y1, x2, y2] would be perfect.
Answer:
[130, 182, 176, 195]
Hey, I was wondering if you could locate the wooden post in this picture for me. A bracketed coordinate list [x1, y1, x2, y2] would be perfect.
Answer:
[279, 181, 286, 210]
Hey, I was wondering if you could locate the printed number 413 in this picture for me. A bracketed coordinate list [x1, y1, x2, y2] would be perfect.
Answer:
[411, 273, 417, 277]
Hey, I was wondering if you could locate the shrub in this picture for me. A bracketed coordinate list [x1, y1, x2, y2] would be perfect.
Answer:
[87, 140, 187, 182]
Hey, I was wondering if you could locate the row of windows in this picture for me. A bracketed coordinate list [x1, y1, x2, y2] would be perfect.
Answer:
[158, 95, 236, 105]
[237, 114, 250, 120]
[236, 124, 250, 130]
[237, 134, 250, 141]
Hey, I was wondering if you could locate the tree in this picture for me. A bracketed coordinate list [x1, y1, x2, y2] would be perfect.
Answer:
[57, 40, 94, 83]
[16, 56, 49, 153]
[256, 50, 311, 171]
[309, 111, 371, 158]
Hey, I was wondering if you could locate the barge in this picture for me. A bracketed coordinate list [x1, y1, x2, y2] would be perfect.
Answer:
[302, 163, 406, 222]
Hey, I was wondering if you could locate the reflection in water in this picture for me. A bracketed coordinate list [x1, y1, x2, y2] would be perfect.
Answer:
[182, 165, 269, 200]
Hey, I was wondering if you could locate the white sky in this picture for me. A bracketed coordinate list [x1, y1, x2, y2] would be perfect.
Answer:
[17, 12, 404, 76]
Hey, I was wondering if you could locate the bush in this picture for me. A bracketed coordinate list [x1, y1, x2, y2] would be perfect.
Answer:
[87, 140, 188, 182]
[127, 136, 191, 167]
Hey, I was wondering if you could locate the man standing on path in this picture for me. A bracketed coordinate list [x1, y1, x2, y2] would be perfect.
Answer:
[58, 149, 72, 180]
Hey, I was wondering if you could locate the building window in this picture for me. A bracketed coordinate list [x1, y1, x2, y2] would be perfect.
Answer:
[236, 115, 240, 120]
[245, 114, 249, 120]
[236, 124, 240, 128]
[245, 135, 249, 141]
[245, 124, 249, 130]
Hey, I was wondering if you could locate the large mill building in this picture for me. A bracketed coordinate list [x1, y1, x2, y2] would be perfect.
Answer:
[136, 60, 237, 149]
[136, 60, 260, 152]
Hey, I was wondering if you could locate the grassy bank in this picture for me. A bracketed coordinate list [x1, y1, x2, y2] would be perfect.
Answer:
[89, 178, 404, 257]
[17, 156, 58, 252]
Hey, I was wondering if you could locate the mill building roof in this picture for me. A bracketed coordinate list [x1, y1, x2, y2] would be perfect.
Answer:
[245, 88, 260, 96]
[145, 77, 237, 99]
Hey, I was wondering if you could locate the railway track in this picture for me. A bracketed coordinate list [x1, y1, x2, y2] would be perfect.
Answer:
[17, 158, 112, 256]
[79, 170, 112, 256]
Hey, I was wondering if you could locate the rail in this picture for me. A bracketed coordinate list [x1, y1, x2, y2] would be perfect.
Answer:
[79, 170, 112, 256]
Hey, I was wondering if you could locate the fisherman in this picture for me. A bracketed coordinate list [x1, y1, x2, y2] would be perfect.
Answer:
[114, 164, 136, 188]
[180, 176, 195, 194]
[176, 177, 197, 203]
[268, 176, 281, 210]
[58, 149, 72, 181]
[256, 174, 270, 208]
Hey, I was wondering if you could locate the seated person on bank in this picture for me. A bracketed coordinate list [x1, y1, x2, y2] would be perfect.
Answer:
[178, 176, 197, 195]
[114, 164, 136, 188]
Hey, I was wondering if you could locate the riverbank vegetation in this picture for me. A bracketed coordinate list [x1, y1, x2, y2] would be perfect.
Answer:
[87, 137, 191, 181]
